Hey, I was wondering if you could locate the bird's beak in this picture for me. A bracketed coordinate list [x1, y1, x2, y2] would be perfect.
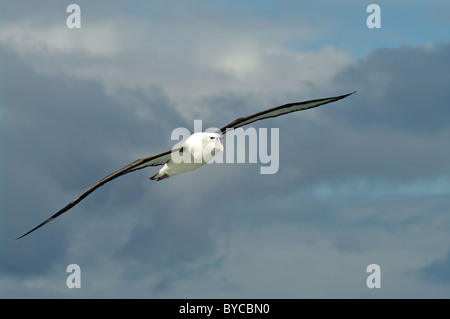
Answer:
[217, 137, 224, 152]
[218, 140, 224, 153]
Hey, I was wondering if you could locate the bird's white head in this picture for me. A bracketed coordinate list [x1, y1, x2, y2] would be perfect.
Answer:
[203, 132, 224, 157]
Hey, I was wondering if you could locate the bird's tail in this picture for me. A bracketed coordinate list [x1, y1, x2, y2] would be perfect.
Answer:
[150, 172, 169, 181]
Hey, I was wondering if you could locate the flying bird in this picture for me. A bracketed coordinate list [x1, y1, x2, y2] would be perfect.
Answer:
[17, 91, 355, 239]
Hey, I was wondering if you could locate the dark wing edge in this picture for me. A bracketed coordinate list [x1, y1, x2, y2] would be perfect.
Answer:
[218, 91, 356, 135]
[16, 148, 174, 239]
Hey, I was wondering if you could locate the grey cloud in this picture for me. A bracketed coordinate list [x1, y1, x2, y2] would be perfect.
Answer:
[418, 250, 450, 284]
[270, 43, 450, 189]
[332, 43, 450, 132]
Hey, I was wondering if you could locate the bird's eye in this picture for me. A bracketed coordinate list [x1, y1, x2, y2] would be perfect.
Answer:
[209, 136, 215, 140]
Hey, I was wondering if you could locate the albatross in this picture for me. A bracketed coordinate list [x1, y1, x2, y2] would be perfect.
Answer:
[17, 91, 355, 239]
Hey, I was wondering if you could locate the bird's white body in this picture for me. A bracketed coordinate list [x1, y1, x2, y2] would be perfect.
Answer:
[151, 132, 224, 181]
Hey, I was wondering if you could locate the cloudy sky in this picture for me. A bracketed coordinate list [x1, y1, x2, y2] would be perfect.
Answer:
[1, 0, 450, 298]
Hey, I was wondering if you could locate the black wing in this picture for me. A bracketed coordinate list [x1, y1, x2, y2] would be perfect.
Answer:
[219, 92, 356, 134]
[17, 149, 175, 239]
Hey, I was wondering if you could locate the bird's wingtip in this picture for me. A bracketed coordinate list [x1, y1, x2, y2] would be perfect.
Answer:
[16, 231, 31, 240]
[15, 217, 55, 240]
